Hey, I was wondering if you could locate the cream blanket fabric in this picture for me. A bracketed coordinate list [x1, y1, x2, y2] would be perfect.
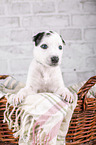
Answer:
[4, 93, 77, 145]
[0, 76, 96, 145]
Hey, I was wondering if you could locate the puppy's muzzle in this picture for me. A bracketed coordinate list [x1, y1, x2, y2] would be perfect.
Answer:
[51, 56, 59, 64]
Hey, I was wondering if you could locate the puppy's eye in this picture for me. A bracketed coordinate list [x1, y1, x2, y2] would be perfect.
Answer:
[59, 45, 62, 50]
[40, 44, 48, 49]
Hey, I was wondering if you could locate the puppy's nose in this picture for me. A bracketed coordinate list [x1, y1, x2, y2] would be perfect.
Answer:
[51, 56, 59, 63]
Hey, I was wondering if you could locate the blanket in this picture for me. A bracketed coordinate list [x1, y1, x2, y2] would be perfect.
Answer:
[0, 76, 96, 145]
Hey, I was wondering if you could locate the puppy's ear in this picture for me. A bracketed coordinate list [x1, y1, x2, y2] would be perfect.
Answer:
[33, 32, 45, 46]
[60, 35, 65, 45]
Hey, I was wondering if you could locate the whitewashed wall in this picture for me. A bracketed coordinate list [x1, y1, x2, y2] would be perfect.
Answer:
[0, 0, 96, 86]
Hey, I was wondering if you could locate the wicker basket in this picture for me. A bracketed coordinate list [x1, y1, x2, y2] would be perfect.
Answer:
[0, 75, 96, 145]
[66, 76, 96, 145]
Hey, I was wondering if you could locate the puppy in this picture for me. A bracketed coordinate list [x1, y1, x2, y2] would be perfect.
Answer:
[14, 31, 73, 105]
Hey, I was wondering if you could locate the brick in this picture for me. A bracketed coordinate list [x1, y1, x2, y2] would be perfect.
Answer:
[0, 0, 7, 3]
[68, 43, 94, 55]
[81, 0, 96, 2]
[61, 55, 80, 71]
[0, 59, 8, 74]
[8, 2, 31, 15]
[64, 43, 95, 70]
[83, 2, 96, 13]
[22, 15, 69, 28]
[84, 29, 96, 41]
[9, 59, 31, 73]
[0, 5, 5, 15]
[33, 1, 55, 13]
[77, 71, 95, 83]
[72, 15, 96, 27]
[0, 44, 33, 58]
[0, 49, 10, 59]
[92, 43, 96, 54]
[60, 29, 82, 40]
[12, 73, 27, 83]
[61, 43, 94, 71]
[58, 0, 81, 12]
[62, 72, 78, 86]
[86, 56, 96, 69]
[0, 30, 10, 43]
[0, 17, 19, 28]
[33, 28, 60, 36]
[62, 53, 85, 71]
[62, 43, 96, 72]
[13, 0, 35, 1]
[11, 30, 32, 42]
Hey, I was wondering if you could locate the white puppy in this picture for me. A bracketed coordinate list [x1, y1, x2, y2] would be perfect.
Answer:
[14, 31, 73, 105]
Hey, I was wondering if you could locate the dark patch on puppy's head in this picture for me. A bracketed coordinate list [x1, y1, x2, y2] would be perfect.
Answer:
[33, 32, 45, 46]
[46, 32, 51, 36]
[60, 35, 65, 45]
[49, 31, 53, 33]
[46, 31, 53, 36]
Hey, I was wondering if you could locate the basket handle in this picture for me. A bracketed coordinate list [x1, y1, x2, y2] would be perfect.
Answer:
[77, 76, 96, 111]
[0, 75, 9, 79]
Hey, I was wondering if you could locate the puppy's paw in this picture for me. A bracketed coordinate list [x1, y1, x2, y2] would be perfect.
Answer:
[13, 88, 27, 106]
[61, 88, 74, 103]
[13, 87, 36, 106]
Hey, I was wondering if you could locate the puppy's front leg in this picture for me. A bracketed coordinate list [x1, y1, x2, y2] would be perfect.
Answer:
[13, 87, 35, 105]
[53, 68, 74, 103]
[13, 61, 37, 105]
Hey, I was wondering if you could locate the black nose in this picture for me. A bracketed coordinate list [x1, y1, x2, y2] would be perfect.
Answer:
[51, 56, 59, 63]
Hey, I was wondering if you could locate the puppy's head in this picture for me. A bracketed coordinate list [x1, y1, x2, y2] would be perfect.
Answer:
[33, 31, 65, 67]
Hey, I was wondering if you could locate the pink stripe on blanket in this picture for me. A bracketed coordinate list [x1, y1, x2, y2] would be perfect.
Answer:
[36, 100, 67, 126]
[46, 119, 63, 143]
[32, 100, 67, 144]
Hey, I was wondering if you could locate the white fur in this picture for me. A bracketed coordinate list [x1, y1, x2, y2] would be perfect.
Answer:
[14, 31, 73, 105]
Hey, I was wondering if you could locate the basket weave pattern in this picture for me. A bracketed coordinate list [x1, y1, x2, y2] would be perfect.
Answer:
[66, 76, 96, 144]
[0, 75, 96, 145]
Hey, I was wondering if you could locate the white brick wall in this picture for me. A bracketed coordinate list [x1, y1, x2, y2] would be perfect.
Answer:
[0, 0, 96, 86]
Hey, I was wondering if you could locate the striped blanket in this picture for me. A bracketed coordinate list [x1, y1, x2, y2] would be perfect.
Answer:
[0, 76, 96, 145]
